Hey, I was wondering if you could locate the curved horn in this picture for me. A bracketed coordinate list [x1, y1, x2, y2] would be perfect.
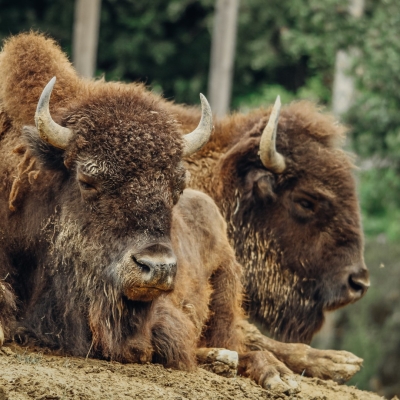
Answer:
[35, 77, 73, 149]
[182, 93, 213, 157]
[259, 95, 286, 173]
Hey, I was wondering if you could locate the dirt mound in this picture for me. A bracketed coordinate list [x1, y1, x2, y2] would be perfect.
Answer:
[0, 345, 383, 400]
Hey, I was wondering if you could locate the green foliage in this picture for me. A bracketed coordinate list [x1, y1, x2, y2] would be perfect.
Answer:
[234, 75, 332, 111]
[97, 0, 214, 103]
[0, 0, 74, 51]
[233, 0, 353, 101]
[346, 0, 400, 241]
[359, 168, 400, 241]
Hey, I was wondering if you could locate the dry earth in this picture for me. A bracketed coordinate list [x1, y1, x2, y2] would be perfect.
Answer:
[0, 345, 384, 400]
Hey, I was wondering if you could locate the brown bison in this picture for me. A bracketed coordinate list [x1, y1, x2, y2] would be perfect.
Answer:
[0, 33, 251, 375]
[167, 92, 370, 345]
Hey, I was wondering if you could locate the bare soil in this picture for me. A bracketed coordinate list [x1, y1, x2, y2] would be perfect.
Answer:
[0, 345, 384, 400]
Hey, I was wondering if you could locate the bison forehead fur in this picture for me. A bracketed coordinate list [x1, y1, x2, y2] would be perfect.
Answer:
[35, 88, 185, 235]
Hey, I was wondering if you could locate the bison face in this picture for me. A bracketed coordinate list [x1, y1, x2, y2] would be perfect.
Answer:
[215, 98, 369, 342]
[72, 161, 181, 302]
[25, 77, 212, 303]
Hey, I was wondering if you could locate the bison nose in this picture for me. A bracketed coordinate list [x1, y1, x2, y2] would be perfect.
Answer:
[348, 267, 370, 299]
[133, 243, 177, 289]
[135, 255, 177, 281]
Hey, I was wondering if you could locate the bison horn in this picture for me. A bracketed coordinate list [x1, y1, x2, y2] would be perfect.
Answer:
[182, 93, 213, 156]
[35, 77, 73, 149]
[259, 95, 286, 173]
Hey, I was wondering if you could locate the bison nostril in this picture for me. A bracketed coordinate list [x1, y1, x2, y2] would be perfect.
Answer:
[348, 272, 370, 294]
[132, 256, 152, 274]
[137, 261, 151, 274]
[349, 275, 363, 292]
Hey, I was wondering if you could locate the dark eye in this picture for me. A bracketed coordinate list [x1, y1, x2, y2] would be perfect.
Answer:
[79, 180, 96, 191]
[298, 199, 314, 210]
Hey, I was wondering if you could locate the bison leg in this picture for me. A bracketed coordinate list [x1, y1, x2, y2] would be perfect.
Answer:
[201, 258, 245, 351]
[239, 319, 362, 383]
[238, 350, 299, 394]
[196, 347, 238, 378]
[150, 298, 198, 370]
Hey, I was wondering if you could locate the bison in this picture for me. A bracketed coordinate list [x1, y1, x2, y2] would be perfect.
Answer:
[166, 91, 370, 345]
[0, 33, 249, 370]
[0, 33, 362, 391]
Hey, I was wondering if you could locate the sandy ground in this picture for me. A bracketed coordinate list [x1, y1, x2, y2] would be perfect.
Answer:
[0, 345, 384, 400]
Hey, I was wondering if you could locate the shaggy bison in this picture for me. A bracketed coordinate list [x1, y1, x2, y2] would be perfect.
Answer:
[0, 33, 297, 392]
[168, 92, 370, 344]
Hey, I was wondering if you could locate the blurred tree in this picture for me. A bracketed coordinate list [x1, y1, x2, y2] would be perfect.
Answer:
[208, 0, 239, 117]
[331, 0, 364, 118]
[73, 0, 102, 78]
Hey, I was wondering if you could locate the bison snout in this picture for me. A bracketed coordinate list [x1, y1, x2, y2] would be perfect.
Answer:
[123, 243, 177, 301]
[348, 267, 370, 299]
[124, 244, 177, 301]
[134, 253, 177, 287]
[325, 263, 370, 311]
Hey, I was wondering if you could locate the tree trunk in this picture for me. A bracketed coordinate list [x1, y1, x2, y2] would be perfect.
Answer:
[331, 0, 364, 118]
[208, 0, 240, 118]
[73, 0, 102, 78]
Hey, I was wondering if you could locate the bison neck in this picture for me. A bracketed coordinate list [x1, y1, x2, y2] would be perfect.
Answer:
[221, 200, 324, 344]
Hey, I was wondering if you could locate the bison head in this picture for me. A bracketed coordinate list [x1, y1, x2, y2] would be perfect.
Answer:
[26, 77, 212, 303]
[214, 97, 369, 343]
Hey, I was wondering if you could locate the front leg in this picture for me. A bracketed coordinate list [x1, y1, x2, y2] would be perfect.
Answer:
[239, 319, 362, 382]
[201, 257, 245, 351]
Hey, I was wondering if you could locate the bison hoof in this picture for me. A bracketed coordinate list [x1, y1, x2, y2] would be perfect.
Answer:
[305, 349, 363, 383]
[197, 348, 238, 378]
[262, 373, 299, 394]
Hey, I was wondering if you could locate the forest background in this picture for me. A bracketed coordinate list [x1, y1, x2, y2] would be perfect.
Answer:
[0, 0, 399, 397]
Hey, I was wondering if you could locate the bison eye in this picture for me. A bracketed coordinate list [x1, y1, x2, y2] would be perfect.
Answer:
[292, 193, 319, 221]
[298, 199, 314, 210]
[79, 180, 96, 191]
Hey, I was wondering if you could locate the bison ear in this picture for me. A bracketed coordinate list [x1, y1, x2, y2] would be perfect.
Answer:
[243, 169, 276, 203]
[23, 125, 66, 171]
[253, 175, 276, 201]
